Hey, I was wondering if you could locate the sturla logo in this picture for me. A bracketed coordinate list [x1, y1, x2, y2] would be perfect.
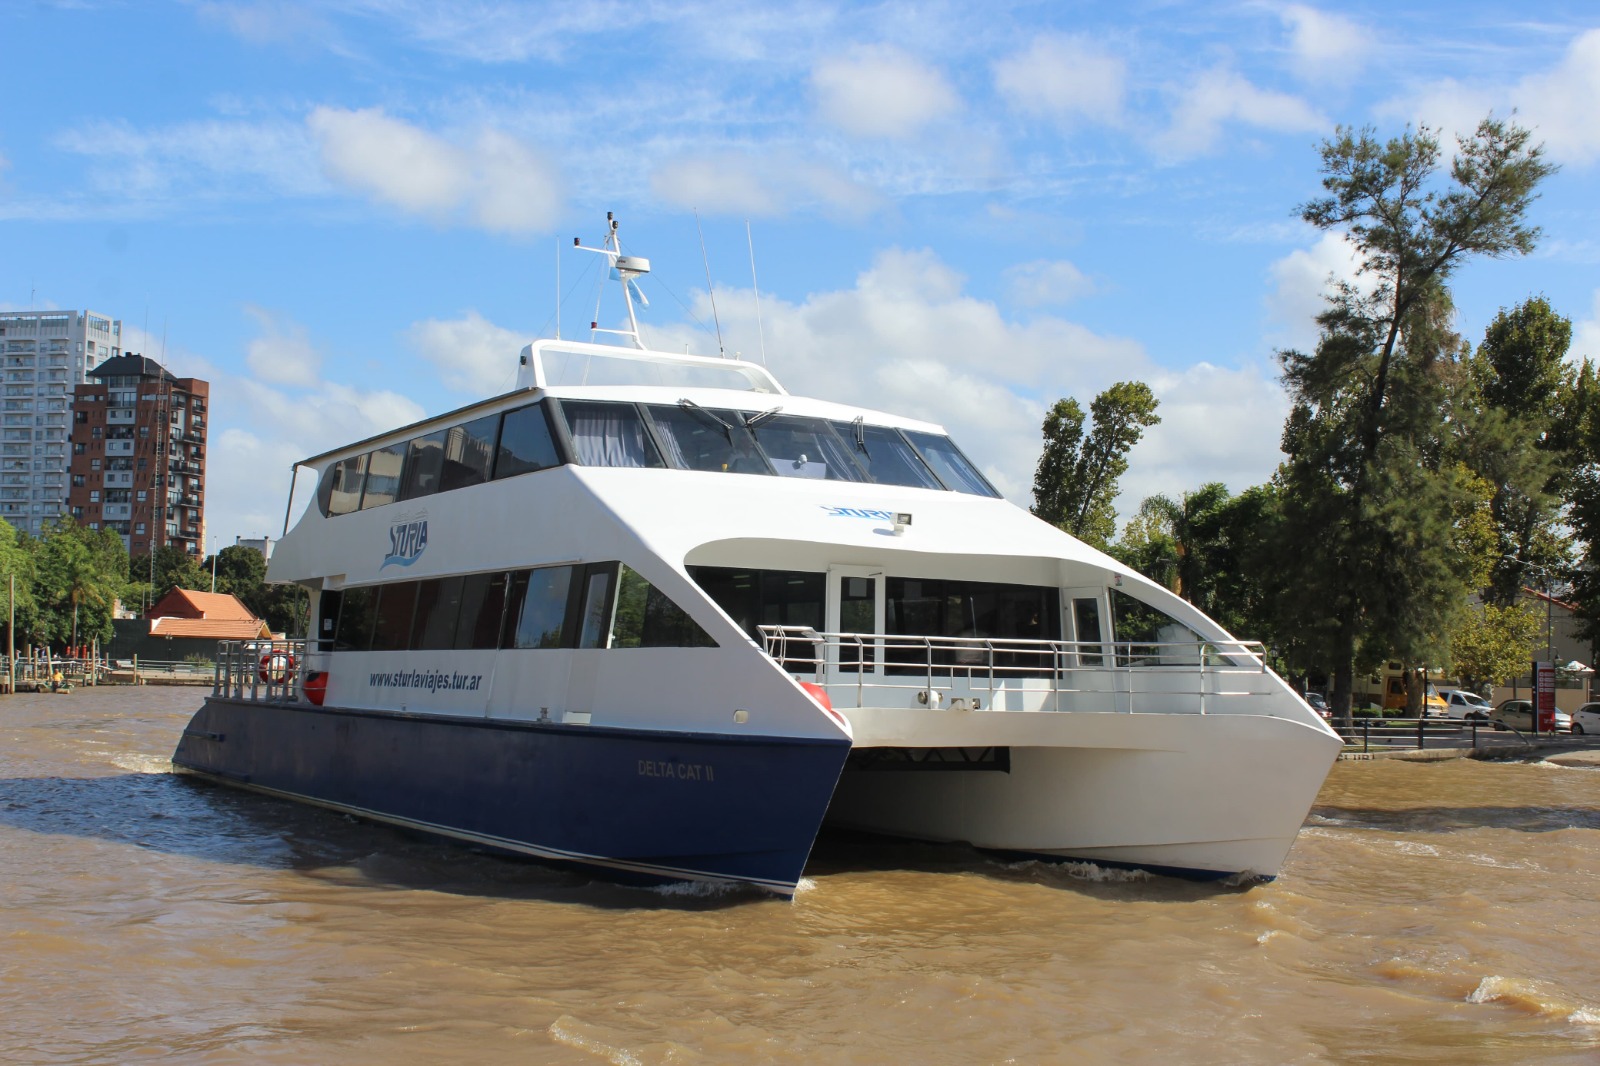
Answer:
[383, 512, 429, 569]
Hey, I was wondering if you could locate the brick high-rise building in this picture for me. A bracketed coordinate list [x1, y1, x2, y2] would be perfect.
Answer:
[0, 309, 124, 534]
[66, 354, 208, 557]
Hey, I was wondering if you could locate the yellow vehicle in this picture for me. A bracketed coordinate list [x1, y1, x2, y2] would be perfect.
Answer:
[1360, 665, 1449, 716]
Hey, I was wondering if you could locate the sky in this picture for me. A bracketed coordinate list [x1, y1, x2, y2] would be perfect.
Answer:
[1, 0, 1598, 551]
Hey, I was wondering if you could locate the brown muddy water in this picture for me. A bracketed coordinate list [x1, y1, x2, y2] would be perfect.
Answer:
[3, 688, 1599, 1064]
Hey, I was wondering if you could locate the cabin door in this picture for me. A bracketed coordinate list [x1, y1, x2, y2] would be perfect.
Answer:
[827, 566, 884, 678]
[1063, 586, 1109, 667]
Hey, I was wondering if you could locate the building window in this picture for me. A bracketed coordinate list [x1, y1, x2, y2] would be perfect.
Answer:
[89, 491, 99, 503]
[74, 410, 88, 424]
[135, 523, 145, 534]
[136, 490, 146, 501]
[92, 426, 102, 439]
[90, 459, 101, 470]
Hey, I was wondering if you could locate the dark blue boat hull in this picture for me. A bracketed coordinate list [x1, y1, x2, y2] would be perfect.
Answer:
[172, 698, 850, 894]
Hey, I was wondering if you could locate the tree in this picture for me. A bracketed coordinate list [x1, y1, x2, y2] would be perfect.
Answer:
[1278, 117, 1555, 725]
[32, 518, 127, 649]
[1120, 483, 1233, 609]
[1463, 297, 1587, 606]
[1031, 382, 1161, 550]
[0, 518, 39, 651]
[1449, 602, 1543, 692]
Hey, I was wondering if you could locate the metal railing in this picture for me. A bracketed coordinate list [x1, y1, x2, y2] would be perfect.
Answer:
[758, 626, 1270, 714]
[213, 639, 306, 702]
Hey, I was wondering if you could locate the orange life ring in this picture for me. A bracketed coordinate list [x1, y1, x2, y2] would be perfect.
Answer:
[259, 651, 296, 685]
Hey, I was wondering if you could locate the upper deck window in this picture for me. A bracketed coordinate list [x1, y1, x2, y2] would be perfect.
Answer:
[903, 431, 1000, 498]
[832, 421, 943, 490]
[361, 443, 406, 509]
[495, 402, 560, 478]
[563, 400, 664, 469]
[399, 429, 446, 501]
[646, 404, 769, 474]
[440, 414, 498, 492]
[323, 453, 367, 516]
[744, 414, 864, 482]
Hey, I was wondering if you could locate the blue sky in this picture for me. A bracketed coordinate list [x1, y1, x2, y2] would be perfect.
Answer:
[2, 1, 1598, 549]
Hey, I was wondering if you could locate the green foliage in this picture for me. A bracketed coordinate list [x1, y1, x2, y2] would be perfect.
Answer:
[1449, 602, 1542, 691]
[1461, 296, 1587, 606]
[1277, 116, 1553, 720]
[0, 518, 39, 646]
[32, 518, 128, 648]
[1031, 382, 1161, 550]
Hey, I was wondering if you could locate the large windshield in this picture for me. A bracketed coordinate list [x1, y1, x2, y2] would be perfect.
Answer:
[832, 420, 943, 489]
[646, 404, 770, 474]
[903, 431, 1000, 498]
[743, 414, 865, 482]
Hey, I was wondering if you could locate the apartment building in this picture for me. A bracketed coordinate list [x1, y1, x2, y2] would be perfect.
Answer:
[66, 353, 208, 557]
[0, 310, 122, 534]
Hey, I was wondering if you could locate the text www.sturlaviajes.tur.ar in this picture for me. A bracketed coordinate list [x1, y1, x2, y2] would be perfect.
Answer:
[367, 668, 484, 693]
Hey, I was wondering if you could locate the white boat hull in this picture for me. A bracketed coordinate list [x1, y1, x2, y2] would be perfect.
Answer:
[826, 709, 1342, 879]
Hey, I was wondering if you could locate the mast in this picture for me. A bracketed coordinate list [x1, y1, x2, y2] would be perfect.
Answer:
[574, 212, 650, 350]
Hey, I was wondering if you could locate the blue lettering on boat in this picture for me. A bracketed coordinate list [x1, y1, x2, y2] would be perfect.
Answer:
[383, 514, 429, 568]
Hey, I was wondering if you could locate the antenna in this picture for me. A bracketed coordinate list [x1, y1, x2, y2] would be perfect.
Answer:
[554, 236, 561, 340]
[573, 211, 651, 349]
[696, 210, 725, 357]
[747, 220, 767, 367]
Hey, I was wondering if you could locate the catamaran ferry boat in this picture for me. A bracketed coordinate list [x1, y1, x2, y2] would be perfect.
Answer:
[173, 218, 1342, 895]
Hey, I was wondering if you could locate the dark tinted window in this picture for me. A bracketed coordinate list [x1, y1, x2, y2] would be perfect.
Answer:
[441, 412, 499, 491]
[746, 415, 864, 481]
[370, 582, 418, 651]
[361, 443, 406, 509]
[613, 566, 716, 648]
[495, 402, 561, 478]
[577, 566, 617, 648]
[456, 571, 508, 650]
[399, 430, 447, 501]
[563, 401, 664, 469]
[691, 567, 823, 639]
[647, 404, 769, 474]
[324, 454, 367, 516]
[504, 566, 574, 649]
[411, 575, 465, 650]
[335, 585, 378, 650]
[832, 421, 942, 489]
[903, 432, 1000, 497]
[885, 577, 1059, 674]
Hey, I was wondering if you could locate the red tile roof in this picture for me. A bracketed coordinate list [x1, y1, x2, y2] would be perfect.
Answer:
[150, 616, 273, 640]
[148, 588, 258, 621]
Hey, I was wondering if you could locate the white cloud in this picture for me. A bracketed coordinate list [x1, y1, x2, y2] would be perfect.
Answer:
[1122, 361, 1290, 508]
[1574, 288, 1600, 365]
[631, 247, 1276, 510]
[1278, 5, 1371, 82]
[1003, 259, 1097, 307]
[1383, 29, 1600, 167]
[1155, 66, 1327, 159]
[159, 312, 427, 546]
[306, 107, 562, 233]
[651, 150, 881, 219]
[407, 310, 528, 395]
[993, 36, 1126, 125]
[196, 1, 335, 47]
[811, 46, 960, 140]
[243, 305, 321, 387]
[53, 118, 324, 201]
[1263, 231, 1363, 351]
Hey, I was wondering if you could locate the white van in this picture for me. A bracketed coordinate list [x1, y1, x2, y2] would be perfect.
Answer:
[1439, 688, 1492, 720]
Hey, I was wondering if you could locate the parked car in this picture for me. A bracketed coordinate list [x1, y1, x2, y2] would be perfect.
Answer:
[1491, 699, 1573, 733]
[1439, 688, 1492, 721]
[1304, 692, 1330, 718]
[1571, 702, 1600, 736]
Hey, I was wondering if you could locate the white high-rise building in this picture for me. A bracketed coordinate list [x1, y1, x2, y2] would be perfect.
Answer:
[0, 309, 123, 535]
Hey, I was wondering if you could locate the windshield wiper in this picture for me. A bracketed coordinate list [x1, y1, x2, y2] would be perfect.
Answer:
[743, 405, 784, 430]
[851, 415, 870, 458]
[678, 399, 732, 439]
